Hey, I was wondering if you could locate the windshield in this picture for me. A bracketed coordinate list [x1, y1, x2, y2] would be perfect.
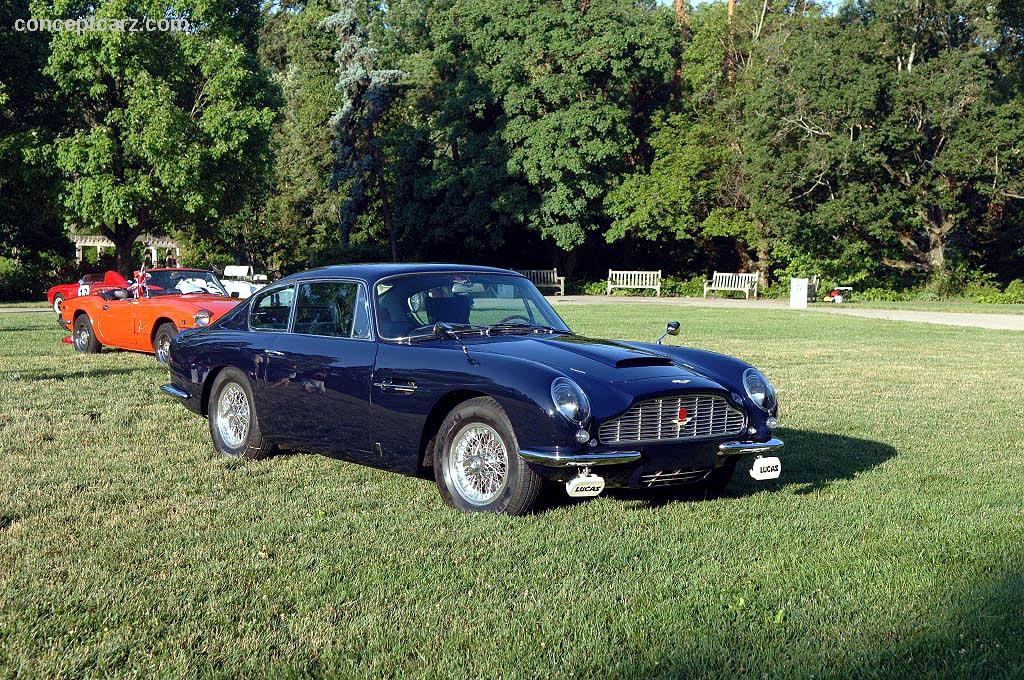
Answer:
[144, 270, 228, 297]
[374, 272, 570, 340]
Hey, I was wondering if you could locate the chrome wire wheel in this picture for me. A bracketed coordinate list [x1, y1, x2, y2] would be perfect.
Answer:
[216, 383, 250, 450]
[447, 423, 509, 505]
[53, 296, 63, 314]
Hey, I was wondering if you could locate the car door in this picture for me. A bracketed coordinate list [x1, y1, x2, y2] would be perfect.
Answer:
[261, 280, 378, 460]
[91, 296, 141, 348]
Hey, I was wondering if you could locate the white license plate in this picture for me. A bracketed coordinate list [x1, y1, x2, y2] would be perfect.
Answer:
[749, 456, 782, 481]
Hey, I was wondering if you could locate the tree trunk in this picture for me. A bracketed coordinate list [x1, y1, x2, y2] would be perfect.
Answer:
[726, 0, 736, 84]
[673, 0, 687, 26]
[113, 231, 136, 274]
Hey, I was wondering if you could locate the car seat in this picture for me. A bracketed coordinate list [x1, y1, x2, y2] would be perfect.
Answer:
[424, 295, 472, 325]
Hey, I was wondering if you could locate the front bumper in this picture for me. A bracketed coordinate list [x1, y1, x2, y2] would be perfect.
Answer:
[519, 437, 784, 488]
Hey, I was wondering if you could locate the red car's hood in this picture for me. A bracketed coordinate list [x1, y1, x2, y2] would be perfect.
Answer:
[148, 295, 240, 317]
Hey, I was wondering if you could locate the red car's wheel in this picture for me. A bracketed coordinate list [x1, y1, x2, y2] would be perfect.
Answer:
[51, 293, 64, 315]
[72, 315, 102, 354]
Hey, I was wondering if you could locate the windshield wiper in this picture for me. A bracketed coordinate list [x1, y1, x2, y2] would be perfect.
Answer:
[484, 322, 570, 335]
[402, 322, 486, 343]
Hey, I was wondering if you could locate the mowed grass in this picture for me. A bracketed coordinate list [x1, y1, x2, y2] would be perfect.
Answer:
[0, 306, 1022, 679]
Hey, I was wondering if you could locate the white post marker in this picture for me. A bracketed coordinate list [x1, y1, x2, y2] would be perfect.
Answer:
[789, 278, 808, 309]
[750, 456, 782, 481]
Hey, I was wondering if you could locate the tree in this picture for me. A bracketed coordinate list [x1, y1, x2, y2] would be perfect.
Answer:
[743, 0, 1024, 280]
[0, 0, 68, 264]
[326, 0, 405, 260]
[36, 0, 276, 272]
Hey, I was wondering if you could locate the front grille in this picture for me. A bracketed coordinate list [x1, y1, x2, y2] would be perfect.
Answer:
[640, 468, 712, 487]
[598, 393, 745, 444]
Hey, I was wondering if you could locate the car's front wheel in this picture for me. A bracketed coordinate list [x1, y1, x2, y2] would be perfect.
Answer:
[72, 314, 101, 353]
[153, 322, 177, 364]
[52, 294, 64, 315]
[207, 368, 275, 460]
[433, 397, 542, 515]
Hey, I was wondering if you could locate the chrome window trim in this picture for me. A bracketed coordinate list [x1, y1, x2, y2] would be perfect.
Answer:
[288, 278, 375, 342]
[370, 270, 569, 343]
[247, 283, 298, 334]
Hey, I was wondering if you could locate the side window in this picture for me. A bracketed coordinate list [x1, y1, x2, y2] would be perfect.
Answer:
[293, 281, 370, 339]
[250, 286, 294, 331]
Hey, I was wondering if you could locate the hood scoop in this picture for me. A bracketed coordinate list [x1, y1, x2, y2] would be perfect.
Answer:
[614, 356, 674, 369]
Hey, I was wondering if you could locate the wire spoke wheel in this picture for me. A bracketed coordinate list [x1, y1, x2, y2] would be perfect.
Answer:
[75, 326, 89, 351]
[216, 383, 250, 449]
[447, 423, 509, 505]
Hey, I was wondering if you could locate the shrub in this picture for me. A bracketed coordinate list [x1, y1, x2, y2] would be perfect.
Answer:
[859, 287, 905, 302]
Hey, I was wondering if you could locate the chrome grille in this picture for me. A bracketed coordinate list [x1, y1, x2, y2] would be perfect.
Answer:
[598, 393, 745, 444]
[640, 468, 712, 487]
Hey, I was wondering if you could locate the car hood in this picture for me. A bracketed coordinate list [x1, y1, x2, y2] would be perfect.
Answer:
[466, 333, 722, 388]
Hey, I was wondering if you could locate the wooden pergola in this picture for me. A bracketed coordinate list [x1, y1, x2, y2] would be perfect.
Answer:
[72, 233, 182, 265]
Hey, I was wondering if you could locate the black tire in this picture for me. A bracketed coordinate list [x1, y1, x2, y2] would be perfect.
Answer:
[153, 322, 178, 364]
[207, 368, 275, 460]
[72, 314, 102, 353]
[433, 397, 542, 515]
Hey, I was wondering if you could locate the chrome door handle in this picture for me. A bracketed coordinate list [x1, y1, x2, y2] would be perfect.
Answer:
[373, 379, 417, 393]
[102, 305, 109, 310]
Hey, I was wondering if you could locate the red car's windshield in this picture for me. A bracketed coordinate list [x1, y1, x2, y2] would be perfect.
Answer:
[144, 270, 228, 296]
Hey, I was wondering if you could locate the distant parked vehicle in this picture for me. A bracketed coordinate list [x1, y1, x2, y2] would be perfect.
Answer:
[58, 267, 241, 363]
[46, 271, 128, 316]
[161, 263, 784, 515]
[221, 265, 269, 299]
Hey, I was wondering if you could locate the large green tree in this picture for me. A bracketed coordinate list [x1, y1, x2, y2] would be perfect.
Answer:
[0, 0, 68, 264]
[327, 0, 404, 260]
[257, 0, 343, 272]
[36, 0, 276, 272]
[743, 0, 1024, 280]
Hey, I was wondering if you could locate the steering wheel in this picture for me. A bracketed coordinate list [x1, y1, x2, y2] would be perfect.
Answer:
[497, 315, 532, 325]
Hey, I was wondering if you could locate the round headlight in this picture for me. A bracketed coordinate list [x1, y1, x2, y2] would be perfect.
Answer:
[742, 368, 776, 411]
[193, 309, 212, 327]
[550, 377, 591, 425]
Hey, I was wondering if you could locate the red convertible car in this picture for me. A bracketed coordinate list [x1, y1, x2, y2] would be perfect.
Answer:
[58, 268, 241, 362]
[46, 271, 128, 314]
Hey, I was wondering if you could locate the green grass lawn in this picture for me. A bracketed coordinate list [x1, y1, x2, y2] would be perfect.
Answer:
[0, 306, 1021, 678]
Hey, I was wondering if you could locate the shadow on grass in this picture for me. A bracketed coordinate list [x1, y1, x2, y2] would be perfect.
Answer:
[551, 428, 897, 513]
[596, 569, 1023, 679]
[7, 366, 147, 382]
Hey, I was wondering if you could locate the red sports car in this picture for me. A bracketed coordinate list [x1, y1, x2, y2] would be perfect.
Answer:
[47, 271, 128, 314]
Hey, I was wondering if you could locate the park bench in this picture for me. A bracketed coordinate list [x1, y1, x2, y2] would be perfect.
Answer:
[703, 271, 759, 299]
[607, 270, 662, 297]
[516, 269, 566, 296]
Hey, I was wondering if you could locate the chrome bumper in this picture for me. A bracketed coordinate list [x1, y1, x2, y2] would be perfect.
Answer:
[519, 449, 641, 468]
[160, 383, 191, 399]
[718, 438, 784, 455]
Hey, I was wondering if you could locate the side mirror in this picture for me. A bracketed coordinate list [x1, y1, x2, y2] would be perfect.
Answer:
[656, 320, 681, 345]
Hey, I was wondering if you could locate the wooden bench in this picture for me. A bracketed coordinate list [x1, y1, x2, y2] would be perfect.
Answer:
[703, 271, 759, 299]
[607, 270, 662, 297]
[516, 269, 566, 296]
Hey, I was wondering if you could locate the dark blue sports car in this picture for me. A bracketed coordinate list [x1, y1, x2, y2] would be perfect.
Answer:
[161, 264, 783, 514]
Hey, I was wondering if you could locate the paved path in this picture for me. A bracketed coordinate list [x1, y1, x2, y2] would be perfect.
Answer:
[4, 297, 1021, 330]
[548, 295, 1024, 331]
